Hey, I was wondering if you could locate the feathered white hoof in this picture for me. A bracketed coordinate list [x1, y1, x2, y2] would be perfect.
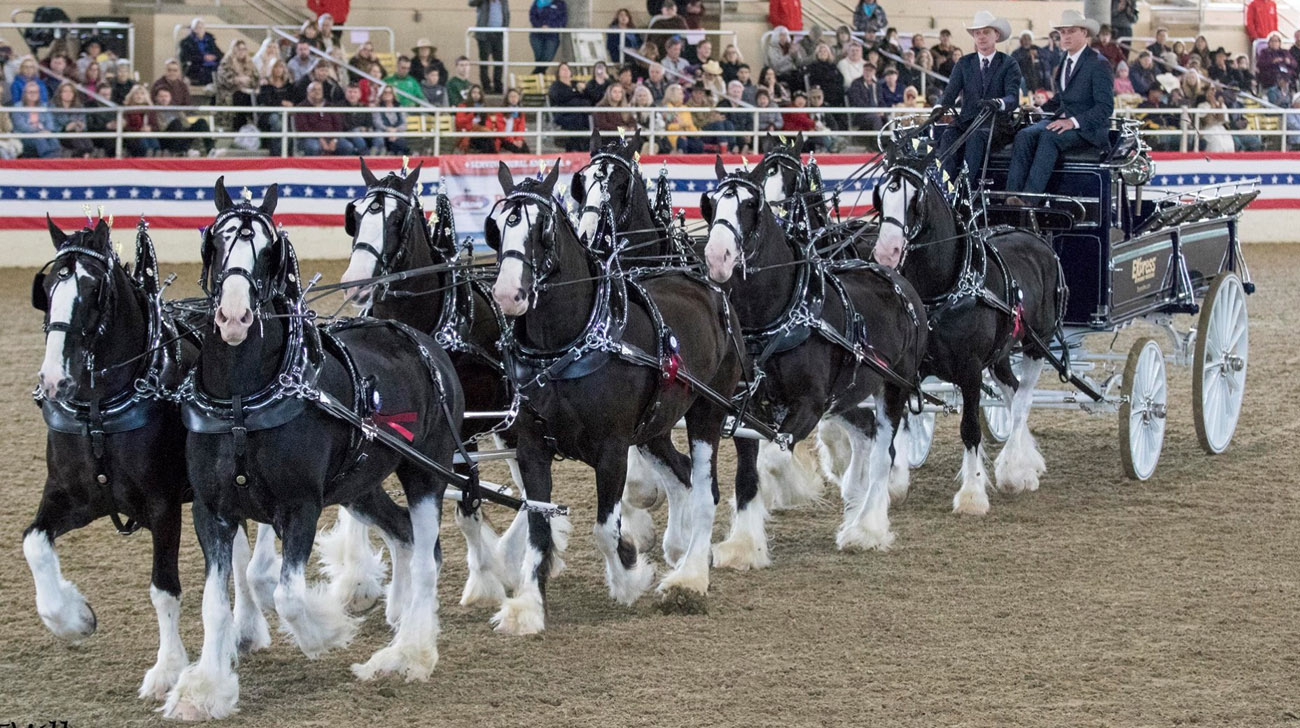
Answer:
[316, 520, 387, 615]
[491, 590, 546, 636]
[712, 533, 770, 571]
[139, 650, 189, 701]
[352, 641, 440, 682]
[656, 560, 709, 596]
[759, 441, 825, 510]
[459, 568, 506, 609]
[40, 594, 96, 642]
[835, 519, 895, 552]
[952, 488, 990, 516]
[816, 420, 852, 489]
[606, 554, 655, 606]
[620, 504, 657, 554]
[994, 433, 1046, 494]
[275, 583, 361, 658]
[234, 601, 272, 654]
[162, 665, 239, 721]
[887, 461, 911, 505]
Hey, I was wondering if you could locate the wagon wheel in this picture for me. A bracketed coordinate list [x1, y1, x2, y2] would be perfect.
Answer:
[904, 410, 936, 468]
[1192, 272, 1249, 454]
[1119, 337, 1168, 481]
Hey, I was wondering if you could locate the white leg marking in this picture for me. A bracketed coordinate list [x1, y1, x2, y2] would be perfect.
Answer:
[246, 523, 280, 615]
[622, 446, 665, 553]
[888, 423, 912, 504]
[378, 532, 413, 630]
[273, 563, 361, 658]
[712, 493, 771, 570]
[23, 530, 95, 641]
[994, 359, 1047, 494]
[835, 417, 874, 511]
[953, 445, 991, 515]
[656, 452, 693, 569]
[354, 498, 442, 681]
[493, 434, 525, 494]
[317, 508, 387, 614]
[659, 441, 717, 595]
[163, 567, 240, 720]
[758, 440, 825, 510]
[491, 530, 547, 636]
[138, 586, 188, 701]
[815, 417, 854, 492]
[231, 525, 271, 653]
[455, 507, 507, 608]
[594, 502, 654, 606]
[837, 408, 896, 551]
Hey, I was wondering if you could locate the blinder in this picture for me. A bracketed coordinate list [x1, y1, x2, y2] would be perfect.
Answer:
[343, 200, 359, 237]
[31, 271, 48, 312]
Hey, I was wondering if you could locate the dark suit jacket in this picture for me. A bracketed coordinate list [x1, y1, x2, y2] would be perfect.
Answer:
[1045, 46, 1114, 148]
[939, 51, 1022, 125]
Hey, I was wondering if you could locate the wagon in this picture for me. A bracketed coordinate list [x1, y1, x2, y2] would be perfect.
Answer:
[902, 119, 1256, 480]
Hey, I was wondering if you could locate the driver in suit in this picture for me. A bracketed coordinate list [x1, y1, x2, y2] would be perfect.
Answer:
[934, 11, 1022, 181]
[1005, 10, 1115, 199]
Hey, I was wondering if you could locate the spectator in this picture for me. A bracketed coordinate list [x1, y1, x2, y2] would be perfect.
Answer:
[316, 14, 338, 52]
[853, 0, 888, 37]
[421, 67, 449, 106]
[153, 87, 210, 156]
[615, 65, 636, 96]
[838, 41, 864, 89]
[1040, 29, 1065, 72]
[682, 0, 705, 30]
[111, 59, 134, 104]
[835, 27, 857, 59]
[299, 22, 326, 51]
[607, 9, 642, 64]
[1189, 35, 1211, 69]
[0, 107, 21, 159]
[74, 38, 110, 83]
[410, 39, 448, 86]
[349, 42, 387, 81]
[1235, 54, 1256, 92]
[548, 62, 589, 151]
[688, 83, 736, 151]
[765, 27, 804, 90]
[1114, 61, 1136, 95]
[1138, 85, 1177, 150]
[1094, 26, 1126, 68]
[1012, 31, 1038, 77]
[359, 61, 386, 103]
[1258, 32, 1298, 90]
[896, 49, 921, 91]
[807, 85, 844, 149]
[645, 62, 669, 101]
[1020, 45, 1049, 92]
[754, 88, 782, 136]
[307, 0, 350, 26]
[1171, 40, 1189, 67]
[629, 84, 660, 148]
[455, 84, 496, 152]
[179, 19, 223, 86]
[799, 25, 826, 63]
[583, 62, 611, 104]
[216, 39, 259, 129]
[287, 41, 319, 83]
[694, 39, 716, 72]
[1147, 27, 1170, 60]
[497, 87, 530, 152]
[1293, 30, 1300, 70]
[121, 84, 163, 157]
[447, 56, 474, 106]
[10, 57, 47, 105]
[1287, 90, 1300, 147]
[661, 37, 692, 79]
[0, 39, 16, 103]
[42, 54, 70, 97]
[382, 56, 422, 106]
[1246, 0, 1278, 42]
[296, 81, 357, 155]
[372, 85, 411, 156]
[1198, 86, 1234, 152]
[80, 60, 105, 98]
[593, 82, 634, 132]
[647, 2, 688, 57]
[256, 58, 294, 153]
[291, 62, 344, 105]
[720, 81, 752, 151]
[632, 40, 660, 78]
[1208, 48, 1233, 85]
[1265, 75, 1292, 107]
[847, 62, 881, 129]
[148, 59, 189, 105]
[469, 0, 509, 94]
[528, 0, 567, 73]
[661, 83, 701, 151]
[757, 65, 790, 105]
[1111, 0, 1138, 51]
[11, 81, 60, 157]
[782, 91, 816, 133]
[880, 27, 904, 57]
[737, 64, 757, 103]
[1130, 51, 1157, 96]
[340, 83, 376, 153]
[930, 29, 959, 68]
[700, 60, 727, 98]
[879, 65, 904, 106]
[805, 44, 844, 106]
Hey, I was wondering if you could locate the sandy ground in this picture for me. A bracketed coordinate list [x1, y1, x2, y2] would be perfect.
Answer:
[0, 248, 1296, 727]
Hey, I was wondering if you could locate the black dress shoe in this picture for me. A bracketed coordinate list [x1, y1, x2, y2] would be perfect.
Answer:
[1005, 195, 1026, 207]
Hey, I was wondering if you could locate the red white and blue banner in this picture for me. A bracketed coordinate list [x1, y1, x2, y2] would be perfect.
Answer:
[1, 153, 1298, 236]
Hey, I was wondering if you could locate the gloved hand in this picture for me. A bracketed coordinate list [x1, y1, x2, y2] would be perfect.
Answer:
[927, 105, 947, 122]
[981, 98, 1003, 112]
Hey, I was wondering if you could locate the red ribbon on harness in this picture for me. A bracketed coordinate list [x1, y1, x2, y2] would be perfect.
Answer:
[373, 411, 418, 442]
[663, 352, 684, 388]
[1011, 303, 1025, 339]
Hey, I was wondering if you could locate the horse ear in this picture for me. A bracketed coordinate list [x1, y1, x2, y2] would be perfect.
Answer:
[359, 156, 378, 186]
[47, 215, 67, 249]
[714, 155, 727, 180]
[699, 193, 714, 223]
[795, 131, 806, 153]
[260, 183, 279, 215]
[92, 218, 111, 248]
[589, 128, 602, 154]
[405, 161, 423, 191]
[541, 159, 561, 193]
[214, 176, 233, 212]
[631, 127, 642, 152]
[497, 162, 515, 194]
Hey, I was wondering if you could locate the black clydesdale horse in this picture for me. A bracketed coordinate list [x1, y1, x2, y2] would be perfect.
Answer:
[164, 179, 464, 720]
[486, 162, 743, 632]
[27, 217, 270, 702]
[700, 158, 928, 561]
[872, 145, 1065, 514]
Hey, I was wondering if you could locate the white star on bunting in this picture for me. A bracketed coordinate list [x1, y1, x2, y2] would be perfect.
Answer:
[129, 188, 139, 198]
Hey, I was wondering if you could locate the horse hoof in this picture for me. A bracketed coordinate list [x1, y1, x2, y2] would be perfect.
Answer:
[490, 593, 545, 636]
[655, 585, 709, 615]
[711, 537, 770, 571]
[835, 523, 895, 552]
[952, 490, 990, 516]
[347, 592, 383, 615]
[46, 599, 97, 642]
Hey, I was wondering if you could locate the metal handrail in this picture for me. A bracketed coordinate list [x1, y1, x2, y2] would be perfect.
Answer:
[34, 65, 119, 107]
[0, 20, 135, 65]
[268, 28, 434, 109]
[1116, 40, 1277, 108]
[464, 25, 741, 78]
[170, 22, 397, 57]
[758, 27, 951, 99]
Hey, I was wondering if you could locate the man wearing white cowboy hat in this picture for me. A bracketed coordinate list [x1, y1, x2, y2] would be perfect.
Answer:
[933, 10, 1022, 180]
[1005, 8, 1113, 197]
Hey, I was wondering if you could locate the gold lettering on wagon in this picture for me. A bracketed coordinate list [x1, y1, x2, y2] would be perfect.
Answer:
[1132, 255, 1158, 285]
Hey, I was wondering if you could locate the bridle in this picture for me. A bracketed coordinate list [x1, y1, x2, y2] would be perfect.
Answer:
[574, 151, 641, 227]
[757, 147, 805, 204]
[485, 187, 562, 306]
[345, 182, 422, 279]
[874, 164, 930, 247]
[33, 243, 115, 339]
[702, 174, 770, 275]
[200, 204, 287, 311]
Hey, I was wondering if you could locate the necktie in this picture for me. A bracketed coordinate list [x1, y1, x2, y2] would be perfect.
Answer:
[1063, 58, 1074, 90]
[982, 57, 990, 75]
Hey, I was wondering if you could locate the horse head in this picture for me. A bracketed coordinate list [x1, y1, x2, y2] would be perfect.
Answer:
[872, 150, 938, 269]
[574, 128, 643, 244]
[756, 132, 806, 206]
[488, 160, 562, 316]
[341, 157, 426, 307]
[203, 176, 283, 345]
[701, 156, 772, 283]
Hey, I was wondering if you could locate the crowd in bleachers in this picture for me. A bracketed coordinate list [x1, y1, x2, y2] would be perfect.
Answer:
[1, 0, 1299, 158]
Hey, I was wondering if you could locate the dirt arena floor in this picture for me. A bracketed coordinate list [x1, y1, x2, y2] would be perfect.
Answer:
[0, 246, 1296, 727]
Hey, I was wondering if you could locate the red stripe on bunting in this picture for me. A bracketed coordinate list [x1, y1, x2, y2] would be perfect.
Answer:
[0, 158, 441, 171]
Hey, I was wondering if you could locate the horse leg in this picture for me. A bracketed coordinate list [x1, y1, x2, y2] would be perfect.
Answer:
[621, 444, 669, 554]
[491, 428, 556, 635]
[246, 523, 280, 615]
[994, 356, 1047, 494]
[952, 375, 992, 515]
[231, 522, 272, 655]
[346, 492, 414, 630]
[888, 415, 912, 504]
[838, 387, 903, 551]
[138, 500, 189, 701]
[757, 439, 825, 510]
[658, 405, 726, 601]
[22, 499, 97, 642]
[713, 436, 770, 570]
[815, 416, 854, 494]
[591, 445, 655, 606]
[639, 436, 692, 568]
[316, 507, 387, 614]
[273, 504, 361, 658]
[354, 465, 444, 681]
[162, 504, 240, 721]
[455, 498, 507, 609]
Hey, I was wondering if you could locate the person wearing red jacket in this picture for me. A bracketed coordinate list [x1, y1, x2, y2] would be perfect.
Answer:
[307, 0, 349, 25]
[1246, 0, 1277, 41]
[493, 87, 531, 152]
[781, 91, 816, 133]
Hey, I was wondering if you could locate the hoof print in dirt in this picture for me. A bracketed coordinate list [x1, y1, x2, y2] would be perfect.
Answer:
[655, 587, 709, 615]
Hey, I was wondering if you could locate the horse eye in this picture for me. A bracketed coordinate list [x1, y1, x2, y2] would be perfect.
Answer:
[56, 267, 73, 280]
[506, 210, 521, 226]
[767, 167, 778, 177]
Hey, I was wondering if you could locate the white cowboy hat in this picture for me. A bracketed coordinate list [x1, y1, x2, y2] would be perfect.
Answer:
[965, 11, 1012, 42]
[1053, 9, 1101, 36]
[1155, 72, 1179, 93]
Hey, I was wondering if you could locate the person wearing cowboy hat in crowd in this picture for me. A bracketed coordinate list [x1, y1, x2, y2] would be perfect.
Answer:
[933, 11, 1022, 181]
[410, 39, 448, 86]
[1005, 9, 1114, 200]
